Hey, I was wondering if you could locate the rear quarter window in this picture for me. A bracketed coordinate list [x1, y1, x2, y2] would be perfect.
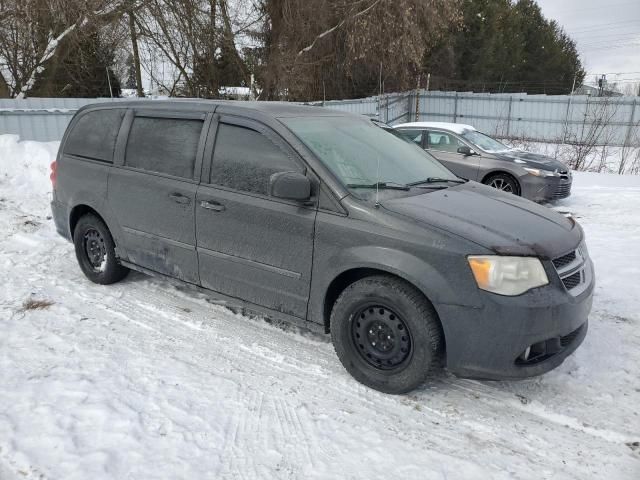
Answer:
[64, 109, 125, 162]
[125, 117, 203, 179]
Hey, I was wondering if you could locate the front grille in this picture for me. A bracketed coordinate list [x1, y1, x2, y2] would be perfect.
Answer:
[552, 244, 590, 295]
[552, 182, 572, 199]
[553, 251, 576, 269]
[562, 271, 581, 290]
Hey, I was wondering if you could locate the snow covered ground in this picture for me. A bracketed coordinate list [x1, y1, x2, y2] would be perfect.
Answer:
[1, 134, 639, 479]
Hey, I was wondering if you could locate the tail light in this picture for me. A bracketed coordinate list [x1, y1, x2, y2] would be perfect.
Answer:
[50, 161, 57, 187]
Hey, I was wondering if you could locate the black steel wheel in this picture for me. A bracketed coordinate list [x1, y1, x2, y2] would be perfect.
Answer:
[83, 228, 107, 272]
[73, 213, 129, 284]
[351, 305, 412, 370]
[330, 275, 443, 394]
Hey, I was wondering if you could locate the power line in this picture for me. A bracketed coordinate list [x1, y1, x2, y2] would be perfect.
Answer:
[579, 41, 640, 51]
[573, 31, 640, 42]
[567, 19, 640, 34]
[549, 1, 639, 15]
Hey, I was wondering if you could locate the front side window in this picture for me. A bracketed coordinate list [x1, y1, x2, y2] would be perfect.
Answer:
[427, 131, 465, 153]
[210, 123, 300, 195]
[461, 130, 510, 153]
[125, 117, 203, 179]
[281, 117, 456, 190]
[64, 109, 124, 162]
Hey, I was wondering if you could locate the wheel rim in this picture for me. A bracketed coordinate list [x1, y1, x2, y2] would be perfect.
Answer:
[351, 305, 412, 370]
[83, 228, 107, 272]
[489, 177, 513, 193]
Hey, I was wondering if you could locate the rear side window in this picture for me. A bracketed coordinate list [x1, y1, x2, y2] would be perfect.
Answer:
[397, 129, 424, 146]
[125, 117, 203, 179]
[210, 123, 300, 195]
[64, 109, 124, 162]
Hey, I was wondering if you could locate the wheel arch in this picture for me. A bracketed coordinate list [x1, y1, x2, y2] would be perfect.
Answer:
[69, 204, 107, 237]
[321, 266, 447, 349]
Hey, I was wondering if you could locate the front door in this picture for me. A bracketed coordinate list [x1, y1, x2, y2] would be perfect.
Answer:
[426, 130, 481, 181]
[196, 115, 317, 318]
[108, 110, 208, 284]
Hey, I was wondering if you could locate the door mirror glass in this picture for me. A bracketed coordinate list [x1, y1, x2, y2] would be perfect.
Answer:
[457, 145, 475, 156]
[269, 171, 311, 201]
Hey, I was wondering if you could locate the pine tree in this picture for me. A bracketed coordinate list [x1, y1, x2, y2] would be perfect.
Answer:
[124, 54, 137, 90]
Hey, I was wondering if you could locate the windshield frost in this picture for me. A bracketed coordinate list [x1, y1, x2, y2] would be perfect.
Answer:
[461, 130, 510, 153]
[282, 117, 456, 188]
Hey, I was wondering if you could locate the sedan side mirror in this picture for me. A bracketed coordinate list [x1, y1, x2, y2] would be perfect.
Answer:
[269, 171, 311, 201]
[457, 145, 475, 156]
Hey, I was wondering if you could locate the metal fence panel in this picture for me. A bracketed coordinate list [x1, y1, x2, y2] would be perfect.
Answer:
[0, 98, 133, 142]
[318, 90, 639, 147]
[1, 93, 638, 146]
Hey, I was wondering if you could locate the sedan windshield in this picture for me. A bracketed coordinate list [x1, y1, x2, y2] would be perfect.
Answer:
[461, 130, 510, 153]
[282, 117, 457, 190]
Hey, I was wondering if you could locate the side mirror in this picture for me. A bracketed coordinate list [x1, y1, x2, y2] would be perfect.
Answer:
[269, 171, 311, 201]
[457, 145, 475, 156]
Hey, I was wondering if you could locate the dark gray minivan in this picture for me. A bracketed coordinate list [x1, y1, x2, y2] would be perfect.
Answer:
[51, 101, 594, 393]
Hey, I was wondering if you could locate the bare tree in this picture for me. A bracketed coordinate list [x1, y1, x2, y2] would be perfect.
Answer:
[133, 0, 258, 97]
[566, 96, 620, 171]
[259, 0, 462, 101]
[619, 116, 640, 174]
[0, 0, 129, 98]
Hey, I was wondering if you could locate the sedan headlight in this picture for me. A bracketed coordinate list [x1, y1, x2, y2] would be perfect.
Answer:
[523, 167, 558, 177]
[467, 256, 548, 296]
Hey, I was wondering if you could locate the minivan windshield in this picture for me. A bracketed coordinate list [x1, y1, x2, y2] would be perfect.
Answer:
[461, 130, 511, 153]
[282, 117, 458, 192]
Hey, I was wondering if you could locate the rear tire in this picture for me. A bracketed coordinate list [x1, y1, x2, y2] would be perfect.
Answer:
[483, 173, 520, 195]
[73, 214, 129, 284]
[330, 275, 443, 394]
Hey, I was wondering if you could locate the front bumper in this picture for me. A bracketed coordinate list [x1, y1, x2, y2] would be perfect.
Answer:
[437, 264, 593, 380]
[520, 174, 572, 202]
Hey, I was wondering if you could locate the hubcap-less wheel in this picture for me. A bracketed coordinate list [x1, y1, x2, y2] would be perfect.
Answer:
[351, 305, 412, 370]
[83, 228, 107, 272]
[489, 177, 514, 193]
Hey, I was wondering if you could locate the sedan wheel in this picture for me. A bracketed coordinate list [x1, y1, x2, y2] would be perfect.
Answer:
[484, 173, 519, 195]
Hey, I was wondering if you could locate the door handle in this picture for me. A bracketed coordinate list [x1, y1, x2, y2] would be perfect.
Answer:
[200, 200, 225, 212]
[169, 192, 191, 204]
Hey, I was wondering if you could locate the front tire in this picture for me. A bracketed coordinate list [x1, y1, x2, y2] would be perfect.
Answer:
[330, 275, 443, 394]
[73, 214, 129, 284]
[483, 173, 520, 195]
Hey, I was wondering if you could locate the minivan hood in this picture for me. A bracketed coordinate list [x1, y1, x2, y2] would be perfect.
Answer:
[495, 149, 570, 173]
[380, 182, 581, 259]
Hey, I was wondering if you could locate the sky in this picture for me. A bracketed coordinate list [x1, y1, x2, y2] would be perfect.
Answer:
[537, 0, 640, 92]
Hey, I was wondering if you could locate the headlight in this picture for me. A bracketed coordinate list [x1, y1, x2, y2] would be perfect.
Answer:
[523, 167, 557, 177]
[467, 256, 548, 296]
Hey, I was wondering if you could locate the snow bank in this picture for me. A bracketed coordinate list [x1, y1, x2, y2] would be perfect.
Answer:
[1, 137, 639, 479]
[0, 134, 59, 198]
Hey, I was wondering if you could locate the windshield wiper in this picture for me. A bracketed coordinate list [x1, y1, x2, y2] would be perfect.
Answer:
[408, 177, 467, 186]
[346, 181, 410, 191]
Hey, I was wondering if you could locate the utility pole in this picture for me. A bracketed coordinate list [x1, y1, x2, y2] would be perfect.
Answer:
[597, 74, 606, 97]
[424, 72, 431, 123]
[129, 11, 145, 97]
[105, 67, 113, 98]
[378, 62, 382, 121]
[414, 74, 421, 121]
